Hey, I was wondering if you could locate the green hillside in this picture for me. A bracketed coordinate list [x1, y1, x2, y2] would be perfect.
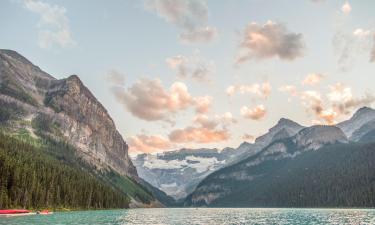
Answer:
[0, 132, 155, 210]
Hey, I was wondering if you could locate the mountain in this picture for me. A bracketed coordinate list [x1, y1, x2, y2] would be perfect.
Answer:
[133, 118, 305, 200]
[255, 118, 305, 147]
[0, 49, 167, 208]
[185, 125, 349, 207]
[337, 107, 375, 140]
[187, 141, 375, 207]
[133, 148, 230, 200]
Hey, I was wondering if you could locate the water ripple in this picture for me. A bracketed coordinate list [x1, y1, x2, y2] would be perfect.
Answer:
[1, 208, 375, 225]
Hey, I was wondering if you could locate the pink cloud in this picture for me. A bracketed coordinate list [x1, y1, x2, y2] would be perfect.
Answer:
[128, 134, 173, 153]
[301, 73, 324, 86]
[169, 126, 229, 144]
[240, 104, 267, 120]
[236, 21, 304, 63]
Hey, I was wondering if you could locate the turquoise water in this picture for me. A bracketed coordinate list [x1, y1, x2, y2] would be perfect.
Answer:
[1, 208, 375, 225]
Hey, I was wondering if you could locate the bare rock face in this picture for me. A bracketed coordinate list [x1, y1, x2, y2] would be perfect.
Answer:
[0, 49, 137, 178]
[295, 125, 348, 150]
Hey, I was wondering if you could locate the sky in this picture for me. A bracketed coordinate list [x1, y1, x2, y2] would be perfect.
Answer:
[1, 0, 375, 154]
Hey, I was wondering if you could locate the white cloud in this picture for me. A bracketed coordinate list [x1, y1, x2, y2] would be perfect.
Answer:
[106, 70, 126, 86]
[353, 29, 371, 38]
[145, 0, 217, 43]
[110, 78, 214, 123]
[333, 24, 374, 69]
[193, 95, 212, 114]
[302, 73, 324, 86]
[281, 83, 375, 124]
[236, 21, 304, 63]
[226, 82, 271, 98]
[279, 85, 298, 97]
[166, 53, 215, 82]
[169, 126, 230, 144]
[111, 79, 193, 122]
[23, 0, 75, 49]
[341, 2, 352, 14]
[240, 104, 267, 120]
[128, 134, 173, 153]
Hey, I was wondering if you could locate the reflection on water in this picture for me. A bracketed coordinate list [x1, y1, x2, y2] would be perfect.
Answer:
[1, 208, 375, 225]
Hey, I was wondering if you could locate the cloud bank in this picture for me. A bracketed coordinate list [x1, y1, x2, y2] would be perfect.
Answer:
[145, 0, 217, 43]
[236, 21, 304, 63]
[23, 0, 75, 49]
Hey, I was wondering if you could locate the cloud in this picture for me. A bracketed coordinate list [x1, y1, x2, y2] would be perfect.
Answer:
[328, 83, 375, 115]
[166, 53, 215, 82]
[23, 0, 75, 49]
[333, 21, 374, 69]
[226, 82, 271, 98]
[240, 104, 267, 120]
[353, 29, 371, 38]
[236, 21, 304, 63]
[145, 0, 217, 43]
[278, 85, 298, 97]
[110, 78, 213, 122]
[111, 79, 193, 122]
[168, 126, 229, 143]
[128, 134, 173, 153]
[341, 2, 352, 14]
[106, 70, 126, 86]
[371, 35, 375, 63]
[282, 83, 375, 124]
[302, 73, 324, 86]
[193, 95, 212, 114]
[242, 133, 255, 142]
[300, 90, 337, 124]
[168, 112, 235, 144]
[193, 112, 236, 129]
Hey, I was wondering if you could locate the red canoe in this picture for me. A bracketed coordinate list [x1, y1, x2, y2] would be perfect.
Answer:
[0, 209, 30, 214]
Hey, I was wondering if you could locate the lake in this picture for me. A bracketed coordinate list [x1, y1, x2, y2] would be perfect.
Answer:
[1, 208, 375, 225]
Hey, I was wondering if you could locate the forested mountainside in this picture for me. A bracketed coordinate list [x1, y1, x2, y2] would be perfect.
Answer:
[0, 49, 171, 208]
[185, 112, 375, 207]
[186, 141, 375, 207]
[0, 133, 134, 209]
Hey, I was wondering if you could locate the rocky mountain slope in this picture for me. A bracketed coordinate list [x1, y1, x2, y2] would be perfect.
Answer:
[133, 148, 229, 200]
[133, 118, 305, 199]
[185, 107, 375, 207]
[0, 49, 136, 177]
[186, 141, 375, 207]
[0, 49, 166, 206]
[337, 107, 375, 140]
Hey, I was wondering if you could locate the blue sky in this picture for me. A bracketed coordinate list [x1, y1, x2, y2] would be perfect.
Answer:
[1, 0, 375, 154]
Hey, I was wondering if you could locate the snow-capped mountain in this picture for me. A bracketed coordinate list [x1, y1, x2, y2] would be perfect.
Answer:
[132, 118, 305, 199]
[132, 148, 230, 199]
[185, 125, 348, 206]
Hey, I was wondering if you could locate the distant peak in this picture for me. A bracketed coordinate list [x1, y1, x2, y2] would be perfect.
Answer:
[66, 74, 84, 86]
[355, 106, 375, 114]
[67, 74, 81, 81]
[276, 118, 302, 127]
[350, 106, 375, 119]
[0, 49, 33, 65]
[238, 141, 251, 148]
